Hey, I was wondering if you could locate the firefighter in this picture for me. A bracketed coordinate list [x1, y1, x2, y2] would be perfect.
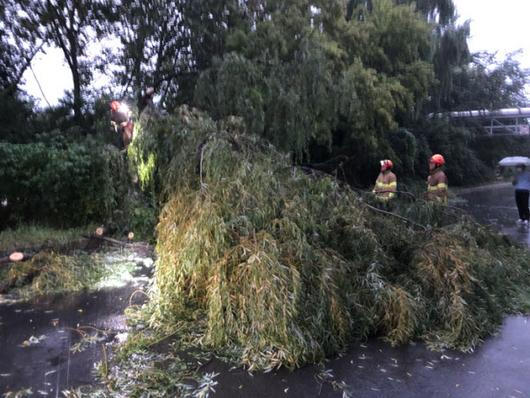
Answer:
[139, 86, 155, 113]
[110, 100, 133, 149]
[427, 154, 448, 204]
[373, 159, 397, 202]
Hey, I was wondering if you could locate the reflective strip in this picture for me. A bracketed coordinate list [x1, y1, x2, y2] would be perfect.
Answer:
[427, 181, 448, 204]
[428, 183, 448, 192]
[376, 181, 397, 189]
[375, 192, 396, 201]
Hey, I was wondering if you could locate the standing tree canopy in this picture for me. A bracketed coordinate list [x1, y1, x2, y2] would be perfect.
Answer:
[17, 0, 109, 124]
[192, 0, 435, 174]
[111, 0, 190, 108]
[0, 0, 45, 93]
[1, 0, 527, 187]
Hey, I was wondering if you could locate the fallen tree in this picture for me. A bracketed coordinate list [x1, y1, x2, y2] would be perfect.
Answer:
[132, 107, 530, 371]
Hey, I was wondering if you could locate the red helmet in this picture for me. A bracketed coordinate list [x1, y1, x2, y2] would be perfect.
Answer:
[380, 159, 393, 171]
[110, 100, 120, 111]
[430, 154, 445, 167]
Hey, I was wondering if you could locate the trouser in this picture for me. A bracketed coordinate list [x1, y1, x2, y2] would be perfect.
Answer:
[515, 189, 530, 221]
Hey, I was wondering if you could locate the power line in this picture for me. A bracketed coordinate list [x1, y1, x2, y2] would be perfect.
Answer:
[29, 64, 52, 108]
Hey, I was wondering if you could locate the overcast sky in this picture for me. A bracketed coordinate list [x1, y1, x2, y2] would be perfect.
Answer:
[22, 0, 530, 107]
[454, 0, 530, 66]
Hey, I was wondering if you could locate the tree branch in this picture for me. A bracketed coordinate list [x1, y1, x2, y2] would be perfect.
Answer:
[8, 41, 45, 91]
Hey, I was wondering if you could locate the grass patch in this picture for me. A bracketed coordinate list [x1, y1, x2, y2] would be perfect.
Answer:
[0, 224, 95, 253]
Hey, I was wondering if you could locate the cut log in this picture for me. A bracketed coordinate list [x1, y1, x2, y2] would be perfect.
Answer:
[9, 252, 24, 262]
[0, 252, 34, 266]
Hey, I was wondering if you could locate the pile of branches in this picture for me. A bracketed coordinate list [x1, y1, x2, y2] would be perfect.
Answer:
[135, 107, 530, 371]
[1, 252, 102, 297]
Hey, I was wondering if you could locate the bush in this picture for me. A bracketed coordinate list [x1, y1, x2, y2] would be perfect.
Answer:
[0, 137, 129, 227]
[0, 92, 35, 143]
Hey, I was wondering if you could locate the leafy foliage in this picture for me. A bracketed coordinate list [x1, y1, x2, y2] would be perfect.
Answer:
[0, 93, 36, 143]
[0, 137, 129, 227]
[445, 52, 529, 111]
[0, 0, 44, 93]
[194, 0, 435, 159]
[4, 0, 527, 189]
[137, 109, 530, 370]
[1, 249, 138, 298]
[16, 0, 110, 123]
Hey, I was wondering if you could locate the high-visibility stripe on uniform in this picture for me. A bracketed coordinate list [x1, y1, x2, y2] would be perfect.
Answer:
[376, 193, 396, 202]
[427, 182, 448, 204]
[376, 181, 397, 189]
[427, 182, 448, 192]
[374, 181, 397, 202]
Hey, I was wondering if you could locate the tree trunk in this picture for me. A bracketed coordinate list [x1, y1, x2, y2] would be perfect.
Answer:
[71, 54, 83, 126]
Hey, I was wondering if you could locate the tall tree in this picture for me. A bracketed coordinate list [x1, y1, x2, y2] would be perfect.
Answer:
[19, 0, 107, 124]
[194, 0, 435, 164]
[0, 0, 42, 143]
[112, 0, 189, 107]
[112, 0, 247, 109]
[347, 0, 455, 24]
[0, 0, 44, 93]
[443, 52, 528, 111]
[429, 21, 471, 112]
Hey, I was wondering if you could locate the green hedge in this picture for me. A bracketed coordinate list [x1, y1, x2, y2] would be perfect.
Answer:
[0, 139, 129, 227]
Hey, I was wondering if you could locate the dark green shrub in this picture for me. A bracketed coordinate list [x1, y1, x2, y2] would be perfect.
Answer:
[0, 138, 129, 227]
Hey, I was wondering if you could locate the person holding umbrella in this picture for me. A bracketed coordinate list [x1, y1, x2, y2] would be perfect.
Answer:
[513, 162, 530, 227]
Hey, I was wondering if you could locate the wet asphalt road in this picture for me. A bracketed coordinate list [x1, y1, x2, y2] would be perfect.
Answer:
[211, 316, 530, 398]
[1, 184, 530, 397]
[0, 287, 134, 396]
[0, 250, 151, 397]
[459, 182, 530, 246]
